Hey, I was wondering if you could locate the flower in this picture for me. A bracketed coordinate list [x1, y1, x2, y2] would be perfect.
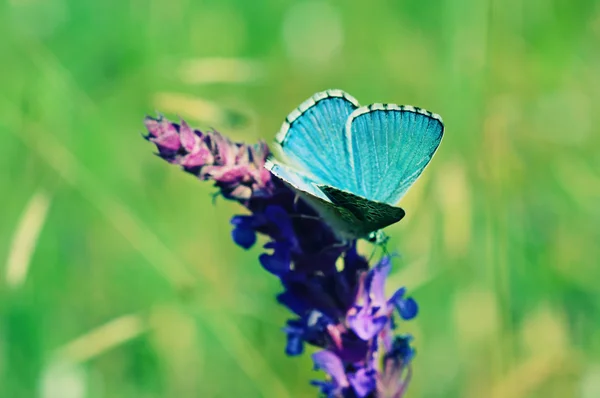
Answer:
[311, 350, 352, 397]
[303, 255, 417, 398]
[144, 115, 273, 201]
[379, 335, 415, 397]
[143, 115, 419, 398]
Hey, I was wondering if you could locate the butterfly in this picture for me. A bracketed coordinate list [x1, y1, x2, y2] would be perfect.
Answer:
[265, 89, 444, 244]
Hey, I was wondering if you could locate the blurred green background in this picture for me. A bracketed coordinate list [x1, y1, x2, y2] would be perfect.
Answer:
[1, 0, 599, 397]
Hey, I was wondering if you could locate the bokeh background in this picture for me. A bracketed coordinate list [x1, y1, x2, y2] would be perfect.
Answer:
[1, 0, 599, 397]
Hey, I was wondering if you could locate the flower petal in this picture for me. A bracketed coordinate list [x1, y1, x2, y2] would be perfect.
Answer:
[145, 117, 181, 153]
[259, 242, 291, 275]
[179, 120, 199, 153]
[312, 350, 349, 388]
[347, 306, 388, 340]
[390, 289, 418, 320]
[180, 146, 213, 168]
[265, 205, 296, 243]
[283, 321, 304, 356]
[231, 226, 256, 249]
[348, 368, 376, 398]
[369, 256, 392, 306]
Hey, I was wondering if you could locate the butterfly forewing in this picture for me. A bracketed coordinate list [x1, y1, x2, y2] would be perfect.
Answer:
[276, 89, 359, 192]
[264, 159, 330, 201]
[346, 105, 444, 205]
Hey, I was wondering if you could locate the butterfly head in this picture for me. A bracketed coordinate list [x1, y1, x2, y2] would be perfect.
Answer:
[367, 230, 389, 246]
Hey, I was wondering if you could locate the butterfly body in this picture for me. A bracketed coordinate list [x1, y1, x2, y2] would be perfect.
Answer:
[265, 89, 443, 242]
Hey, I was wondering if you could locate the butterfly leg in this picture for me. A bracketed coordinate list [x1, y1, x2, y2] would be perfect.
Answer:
[317, 241, 351, 257]
[289, 214, 322, 221]
[368, 244, 378, 263]
[293, 192, 302, 211]
[380, 241, 390, 257]
[367, 243, 391, 263]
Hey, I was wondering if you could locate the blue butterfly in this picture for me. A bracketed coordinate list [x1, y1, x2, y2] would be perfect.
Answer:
[265, 89, 444, 243]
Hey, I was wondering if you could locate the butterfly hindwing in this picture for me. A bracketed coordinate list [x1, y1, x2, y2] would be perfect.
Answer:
[346, 104, 444, 205]
[266, 159, 377, 239]
[318, 185, 406, 233]
[275, 89, 360, 192]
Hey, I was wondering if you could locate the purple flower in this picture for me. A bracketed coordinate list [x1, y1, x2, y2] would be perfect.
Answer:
[311, 349, 378, 398]
[311, 350, 351, 397]
[143, 115, 419, 398]
[348, 367, 377, 397]
[283, 319, 306, 356]
[144, 115, 273, 201]
[260, 241, 293, 275]
[390, 288, 419, 321]
[379, 336, 415, 397]
[303, 256, 418, 398]
[346, 257, 419, 340]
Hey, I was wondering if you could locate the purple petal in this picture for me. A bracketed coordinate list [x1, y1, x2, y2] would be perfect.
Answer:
[221, 183, 253, 201]
[210, 132, 237, 165]
[259, 242, 291, 275]
[309, 380, 339, 397]
[234, 145, 251, 165]
[203, 165, 249, 183]
[283, 324, 304, 356]
[384, 335, 415, 369]
[180, 146, 213, 168]
[390, 289, 418, 320]
[251, 167, 273, 191]
[398, 297, 418, 320]
[347, 306, 388, 340]
[231, 226, 256, 249]
[369, 256, 392, 306]
[264, 205, 295, 242]
[230, 215, 261, 249]
[179, 120, 198, 152]
[230, 215, 254, 227]
[249, 141, 268, 160]
[144, 117, 181, 152]
[348, 368, 376, 398]
[248, 142, 270, 170]
[312, 350, 349, 388]
[277, 290, 308, 316]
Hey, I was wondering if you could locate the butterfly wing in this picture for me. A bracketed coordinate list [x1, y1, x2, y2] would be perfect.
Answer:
[266, 159, 401, 239]
[270, 92, 444, 240]
[318, 185, 406, 233]
[275, 89, 360, 192]
[346, 104, 444, 204]
[266, 159, 362, 238]
[264, 159, 329, 201]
